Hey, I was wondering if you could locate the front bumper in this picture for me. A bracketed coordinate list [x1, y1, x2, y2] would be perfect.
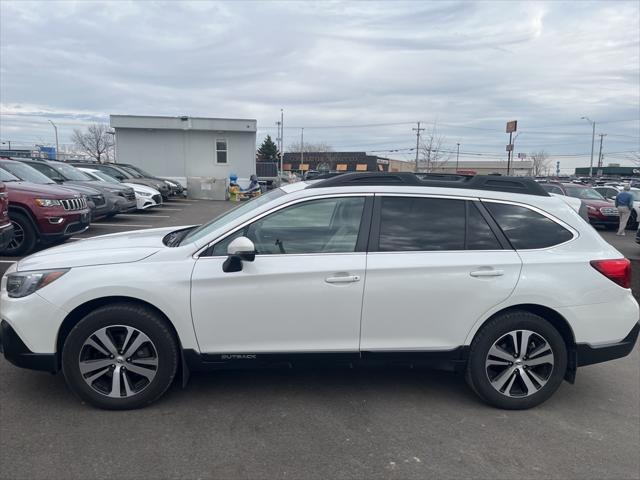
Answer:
[0, 223, 14, 250]
[0, 320, 58, 372]
[588, 215, 619, 226]
[576, 322, 639, 366]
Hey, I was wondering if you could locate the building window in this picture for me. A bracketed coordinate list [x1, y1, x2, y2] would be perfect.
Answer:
[336, 164, 348, 171]
[216, 140, 227, 164]
[356, 164, 368, 171]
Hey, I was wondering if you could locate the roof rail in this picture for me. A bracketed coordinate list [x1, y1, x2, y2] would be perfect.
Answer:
[307, 172, 550, 196]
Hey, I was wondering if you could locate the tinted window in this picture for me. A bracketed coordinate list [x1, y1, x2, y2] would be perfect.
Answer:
[212, 197, 365, 255]
[563, 186, 605, 200]
[467, 203, 501, 250]
[541, 184, 563, 195]
[1, 162, 55, 184]
[26, 162, 66, 182]
[484, 202, 573, 249]
[378, 197, 465, 251]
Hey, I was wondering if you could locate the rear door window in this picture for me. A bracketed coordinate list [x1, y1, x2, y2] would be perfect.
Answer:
[483, 202, 573, 249]
[467, 202, 501, 250]
[377, 197, 465, 251]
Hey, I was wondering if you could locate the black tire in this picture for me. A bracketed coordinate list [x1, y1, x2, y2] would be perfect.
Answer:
[5, 213, 37, 256]
[62, 302, 179, 410]
[466, 311, 567, 410]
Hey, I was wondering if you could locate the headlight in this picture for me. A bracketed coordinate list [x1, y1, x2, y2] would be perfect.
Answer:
[34, 199, 62, 207]
[5, 269, 69, 298]
[165, 180, 177, 187]
[587, 205, 597, 212]
[136, 190, 152, 197]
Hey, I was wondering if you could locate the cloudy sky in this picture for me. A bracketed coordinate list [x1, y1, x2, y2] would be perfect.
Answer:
[1, 0, 638, 171]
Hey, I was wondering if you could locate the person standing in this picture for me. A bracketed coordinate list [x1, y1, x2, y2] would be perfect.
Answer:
[615, 184, 634, 236]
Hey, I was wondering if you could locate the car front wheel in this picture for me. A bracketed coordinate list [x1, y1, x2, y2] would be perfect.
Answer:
[466, 311, 567, 410]
[62, 303, 178, 410]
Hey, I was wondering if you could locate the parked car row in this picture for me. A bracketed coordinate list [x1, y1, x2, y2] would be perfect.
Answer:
[0, 157, 180, 256]
[538, 181, 621, 229]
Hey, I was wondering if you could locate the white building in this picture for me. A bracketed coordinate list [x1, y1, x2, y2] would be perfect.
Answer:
[110, 115, 257, 199]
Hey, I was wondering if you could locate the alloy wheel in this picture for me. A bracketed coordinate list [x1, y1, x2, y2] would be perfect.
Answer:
[7, 220, 24, 250]
[78, 325, 159, 398]
[485, 329, 555, 398]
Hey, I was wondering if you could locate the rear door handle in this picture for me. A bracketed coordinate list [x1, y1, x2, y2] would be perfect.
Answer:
[470, 269, 504, 278]
[325, 275, 361, 284]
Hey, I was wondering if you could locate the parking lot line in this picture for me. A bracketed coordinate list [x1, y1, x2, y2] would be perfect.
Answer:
[157, 208, 183, 211]
[0, 260, 16, 263]
[117, 214, 171, 218]
[91, 223, 153, 228]
[68, 238, 85, 241]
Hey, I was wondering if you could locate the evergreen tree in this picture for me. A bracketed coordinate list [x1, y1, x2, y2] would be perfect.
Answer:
[257, 135, 280, 161]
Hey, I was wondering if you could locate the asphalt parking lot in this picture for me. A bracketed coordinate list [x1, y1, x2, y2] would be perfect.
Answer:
[1, 200, 639, 480]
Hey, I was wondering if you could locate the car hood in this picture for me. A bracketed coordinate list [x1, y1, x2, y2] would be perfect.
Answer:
[124, 183, 160, 195]
[5, 181, 84, 198]
[16, 226, 184, 271]
[582, 199, 615, 208]
[58, 182, 102, 196]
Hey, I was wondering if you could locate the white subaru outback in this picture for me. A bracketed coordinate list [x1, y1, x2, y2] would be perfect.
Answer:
[1, 173, 638, 410]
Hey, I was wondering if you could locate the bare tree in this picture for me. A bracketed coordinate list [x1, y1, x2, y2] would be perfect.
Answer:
[287, 141, 333, 153]
[418, 125, 450, 173]
[71, 124, 114, 163]
[529, 150, 550, 176]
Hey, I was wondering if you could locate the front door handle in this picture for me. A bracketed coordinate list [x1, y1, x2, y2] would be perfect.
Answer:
[470, 269, 504, 278]
[325, 275, 361, 284]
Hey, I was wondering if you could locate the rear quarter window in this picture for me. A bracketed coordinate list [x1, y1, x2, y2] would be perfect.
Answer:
[483, 202, 574, 249]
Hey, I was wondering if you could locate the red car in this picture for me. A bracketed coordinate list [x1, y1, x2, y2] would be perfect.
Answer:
[540, 182, 619, 229]
[0, 168, 91, 256]
[0, 181, 14, 251]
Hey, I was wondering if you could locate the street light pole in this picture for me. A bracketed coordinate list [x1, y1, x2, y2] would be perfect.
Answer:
[597, 133, 607, 176]
[581, 117, 596, 177]
[1, 141, 10, 150]
[456, 143, 460, 172]
[48, 120, 59, 160]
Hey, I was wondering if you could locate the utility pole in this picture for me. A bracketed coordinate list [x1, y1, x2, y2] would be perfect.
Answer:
[581, 117, 596, 177]
[456, 143, 460, 172]
[1, 141, 10, 150]
[597, 133, 607, 176]
[412, 121, 424, 173]
[48, 120, 59, 160]
[280, 109, 284, 173]
[300, 127, 304, 167]
[276, 120, 282, 165]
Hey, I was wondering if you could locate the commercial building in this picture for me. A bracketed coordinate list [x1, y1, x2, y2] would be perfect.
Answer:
[574, 165, 640, 177]
[111, 115, 257, 199]
[281, 152, 390, 172]
[428, 160, 533, 176]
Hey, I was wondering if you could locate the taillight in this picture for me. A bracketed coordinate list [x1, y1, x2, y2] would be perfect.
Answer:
[590, 259, 631, 289]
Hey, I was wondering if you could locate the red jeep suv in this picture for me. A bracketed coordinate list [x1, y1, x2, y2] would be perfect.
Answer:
[0, 168, 91, 256]
[0, 181, 14, 251]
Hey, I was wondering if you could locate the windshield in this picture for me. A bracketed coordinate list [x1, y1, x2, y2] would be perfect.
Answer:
[1, 162, 55, 184]
[87, 170, 121, 184]
[127, 165, 155, 177]
[180, 188, 285, 246]
[564, 186, 606, 201]
[52, 163, 92, 181]
[0, 167, 20, 182]
[118, 165, 144, 178]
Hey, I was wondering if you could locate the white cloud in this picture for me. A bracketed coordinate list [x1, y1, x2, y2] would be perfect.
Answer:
[0, 0, 637, 171]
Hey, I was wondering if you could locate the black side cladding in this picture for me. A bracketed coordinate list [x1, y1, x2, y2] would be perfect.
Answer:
[307, 172, 550, 197]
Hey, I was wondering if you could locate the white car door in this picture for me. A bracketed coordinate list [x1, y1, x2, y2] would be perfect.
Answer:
[360, 195, 522, 351]
[191, 195, 371, 354]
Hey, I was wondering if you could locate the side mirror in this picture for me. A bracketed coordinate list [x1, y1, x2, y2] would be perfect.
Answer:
[223, 237, 256, 273]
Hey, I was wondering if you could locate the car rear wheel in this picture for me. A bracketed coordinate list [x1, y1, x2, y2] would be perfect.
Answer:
[62, 303, 178, 410]
[5, 213, 37, 256]
[466, 311, 567, 410]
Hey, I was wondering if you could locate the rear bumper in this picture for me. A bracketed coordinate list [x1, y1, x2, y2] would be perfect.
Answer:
[0, 223, 14, 250]
[0, 320, 58, 373]
[576, 322, 639, 367]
